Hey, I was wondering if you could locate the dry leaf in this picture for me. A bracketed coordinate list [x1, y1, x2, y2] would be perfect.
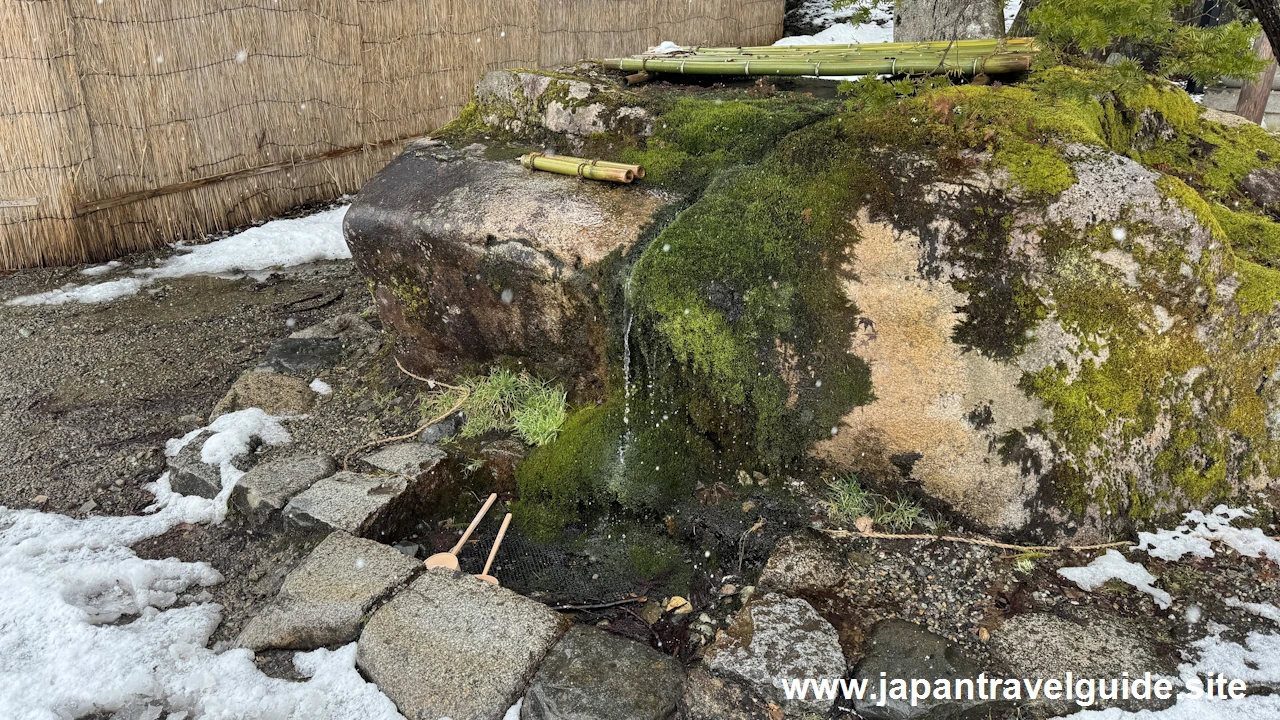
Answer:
[855, 516, 874, 533]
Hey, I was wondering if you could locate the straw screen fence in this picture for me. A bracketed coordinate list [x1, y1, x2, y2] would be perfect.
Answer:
[0, 0, 781, 269]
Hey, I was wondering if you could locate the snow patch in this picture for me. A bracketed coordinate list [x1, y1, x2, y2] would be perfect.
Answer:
[6, 277, 149, 306]
[310, 378, 333, 396]
[0, 409, 406, 719]
[1225, 597, 1280, 625]
[164, 408, 291, 523]
[80, 260, 122, 276]
[650, 40, 683, 54]
[1136, 505, 1280, 563]
[1059, 549, 1172, 609]
[6, 205, 350, 307]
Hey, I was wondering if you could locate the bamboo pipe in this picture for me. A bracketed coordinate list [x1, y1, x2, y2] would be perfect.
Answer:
[675, 38, 1037, 55]
[601, 52, 1033, 77]
[520, 153, 644, 183]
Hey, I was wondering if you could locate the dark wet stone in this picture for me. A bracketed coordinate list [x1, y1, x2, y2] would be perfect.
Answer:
[257, 337, 344, 373]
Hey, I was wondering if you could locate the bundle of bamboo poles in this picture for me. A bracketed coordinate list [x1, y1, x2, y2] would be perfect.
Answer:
[602, 37, 1038, 78]
[520, 153, 645, 183]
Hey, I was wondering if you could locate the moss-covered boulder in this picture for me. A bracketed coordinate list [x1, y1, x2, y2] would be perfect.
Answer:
[343, 137, 677, 397]
[347, 64, 1280, 544]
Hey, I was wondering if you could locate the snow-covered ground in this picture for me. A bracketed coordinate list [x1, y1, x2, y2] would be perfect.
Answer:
[1057, 506, 1280, 718]
[0, 408, 522, 719]
[7, 204, 351, 307]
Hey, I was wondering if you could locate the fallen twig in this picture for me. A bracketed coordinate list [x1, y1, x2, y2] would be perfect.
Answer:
[822, 528, 1130, 553]
[551, 596, 646, 611]
[341, 357, 469, 470]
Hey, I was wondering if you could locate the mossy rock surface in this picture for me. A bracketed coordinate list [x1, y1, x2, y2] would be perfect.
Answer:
[349, 65, 1280, 544]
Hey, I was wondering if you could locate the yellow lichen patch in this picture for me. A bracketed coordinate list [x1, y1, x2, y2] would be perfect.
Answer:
[813, 209, 1051, 533]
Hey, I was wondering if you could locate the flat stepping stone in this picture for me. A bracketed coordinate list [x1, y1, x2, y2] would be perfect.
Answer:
[235, 531, 419, 651]
[282, 470, 432, 540]
[230, 453, 336, 527]
[523, 624, 685, 720]
[357, 568, 569, 720]
[704, 592, 845, 717]
[362, 442, 448, 485]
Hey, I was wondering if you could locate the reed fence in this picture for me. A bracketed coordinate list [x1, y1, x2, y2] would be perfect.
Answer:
[0, 0, 782, 268]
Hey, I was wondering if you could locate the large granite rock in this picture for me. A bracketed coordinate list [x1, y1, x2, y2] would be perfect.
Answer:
[851, 620, 997, 720]
[704, 593, 845, 717]
[211, 370, 314, 419]
[522, 625, 686, 720]
[813, 146, 1280, 540]
[230, 453, 336, 527]
[473, 69, 654, 153]
[343, 137, 677, 398]
[282, 470, 436, 540]
[987, 611, 1178, 715]
[235, 531, 419, 651]
[357, 568, 570, 720]
[894, 0, 1003, 42]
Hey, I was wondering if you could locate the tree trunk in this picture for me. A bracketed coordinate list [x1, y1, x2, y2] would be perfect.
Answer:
[1243, 0, 1280, 56]
[894, 0, 1004, 42]
[1008, 0, 1039, 37]
[1236, 34, 1277, 124]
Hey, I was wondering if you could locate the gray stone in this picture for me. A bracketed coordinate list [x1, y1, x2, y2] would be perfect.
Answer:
[682, 669, 779, 720]
[704, 593, 845, 717]
[362, 442, 449, 487]
[420, 411, 465, 444]
[392, 541, 422, 559]
[357, 568, 570, 720]
[473, 70, 653, 153]
[291, 312, 383, 355]
[851, 620, 995, 720]
[894, 0, 1002, 42]
[522, 625, 686, 720]
[757, 531, 847, 596]
[282, 470, 432, 541]
[167, 430, 256, 498]
[988, 611, 1178, 715]
[230, 453, 336, 527]
[1241, 167, 1280, 209]
[344, 134, 677, 397]
[235, 531, 419, 651]
[257, 337, 344, 373]
[211, 371, 315, 419]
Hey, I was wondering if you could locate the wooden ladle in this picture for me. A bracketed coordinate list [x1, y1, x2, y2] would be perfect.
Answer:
[425, 493, 497, 570]
[475, 513, 512, 585]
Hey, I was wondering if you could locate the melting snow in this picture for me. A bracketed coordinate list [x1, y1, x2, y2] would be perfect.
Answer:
[80, 260, 122, 276]
[0, 407, 405, 719]
[650, 40, 683, 54]
[6, 205, 350, 307]
[1059, 549, 1172, 609]
[310, 378, 333, 396]
[1136, 505, 1280, 563]
[1225, 597, 1280, 625]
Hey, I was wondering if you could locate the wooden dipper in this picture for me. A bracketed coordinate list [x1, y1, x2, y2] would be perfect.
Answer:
[424, 493, 497, 570]
[474, 513, 513, 585]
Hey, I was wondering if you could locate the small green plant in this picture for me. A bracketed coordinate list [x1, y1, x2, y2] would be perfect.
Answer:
[419, 368, 568, 447]
[824, 473, 874, 521]
[823, 473, 927, 532]
[878, 492, 925, 532]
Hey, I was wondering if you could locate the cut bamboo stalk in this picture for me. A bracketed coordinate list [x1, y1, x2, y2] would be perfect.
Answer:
[601, 52, 1033, 77]
[520, 153, 643, 183]
[603, 38, 1039, 78]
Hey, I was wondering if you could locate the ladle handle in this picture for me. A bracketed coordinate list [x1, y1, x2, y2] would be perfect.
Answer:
[481, 513, 512, 577]
[451, 493, 497, 555]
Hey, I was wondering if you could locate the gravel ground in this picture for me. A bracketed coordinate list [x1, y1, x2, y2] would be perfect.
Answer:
[0, 254, 400, 645]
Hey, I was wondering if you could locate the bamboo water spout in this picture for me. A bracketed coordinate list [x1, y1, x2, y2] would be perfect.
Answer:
[602, 38, 1038, 78]
[520, 153, 644, 183]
